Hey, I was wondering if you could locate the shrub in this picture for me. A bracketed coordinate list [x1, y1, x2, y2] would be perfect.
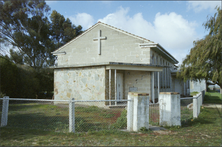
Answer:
[111, 109, 127, 129]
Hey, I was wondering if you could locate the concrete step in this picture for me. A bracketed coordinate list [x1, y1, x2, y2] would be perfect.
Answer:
[108, 105, 127, 109]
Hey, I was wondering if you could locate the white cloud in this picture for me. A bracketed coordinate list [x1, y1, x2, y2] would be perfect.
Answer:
[153, 12, 197, 50]
[66, 7, 199, 64]
[45, 1, 58, 5]
[98, 7, 198, 61]
[69, 13, 95, 30]
[187, 1, 221, 13]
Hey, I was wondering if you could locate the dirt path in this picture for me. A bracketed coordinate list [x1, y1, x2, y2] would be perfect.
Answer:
[202, 104, 222, 109]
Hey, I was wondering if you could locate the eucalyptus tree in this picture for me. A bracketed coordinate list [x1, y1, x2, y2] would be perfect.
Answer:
[50, 10, 82, 49]
[178, 7, 222, 93]
[0, 0, 55, 69]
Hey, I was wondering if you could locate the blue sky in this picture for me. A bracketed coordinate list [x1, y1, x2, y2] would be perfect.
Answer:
[46, 1, 221, 65]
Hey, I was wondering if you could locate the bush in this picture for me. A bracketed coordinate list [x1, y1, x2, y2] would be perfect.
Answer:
[0, 57, 18, 97]
[190, 91, 199, 96]
[111, 109, 127, 129]
[0, 56, 54, 98]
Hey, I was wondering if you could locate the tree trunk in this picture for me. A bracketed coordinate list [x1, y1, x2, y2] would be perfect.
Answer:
[220, 87, 222, 95]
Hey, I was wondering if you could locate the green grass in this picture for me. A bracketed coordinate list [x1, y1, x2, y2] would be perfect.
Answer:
[190, 91, 199, 96]
[0, 107, 221, 146]
[181, 106, 193, 124]
[204, 91, 222, 104]
[0, 103, 124, 133]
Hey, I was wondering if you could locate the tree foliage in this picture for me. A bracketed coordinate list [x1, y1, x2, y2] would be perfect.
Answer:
[0, 0, 53, 69]
[0, 56, 54, 98]
[0, 0, 82, 69]
[0, 56, 18, 97]
[0, 0, 83, 98]
[50, 10, 82, 49]
[178, 7, 222, 89]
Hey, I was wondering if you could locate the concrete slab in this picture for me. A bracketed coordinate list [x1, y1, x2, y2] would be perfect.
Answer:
[203, 104, 222, 109]
[149, 125, 167, 131]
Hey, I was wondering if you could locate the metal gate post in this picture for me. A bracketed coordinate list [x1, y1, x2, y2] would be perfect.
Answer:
[69, 98, 75, 133]
[1, 96, 9, 127]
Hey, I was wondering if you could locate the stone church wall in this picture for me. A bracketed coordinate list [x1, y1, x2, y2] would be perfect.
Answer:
[54, 66, 106, 107]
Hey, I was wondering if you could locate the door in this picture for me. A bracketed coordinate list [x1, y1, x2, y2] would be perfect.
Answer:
[116, 73, 123, 101]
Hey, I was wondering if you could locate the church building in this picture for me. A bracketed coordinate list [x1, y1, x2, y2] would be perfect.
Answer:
[51, 22, 185, 106]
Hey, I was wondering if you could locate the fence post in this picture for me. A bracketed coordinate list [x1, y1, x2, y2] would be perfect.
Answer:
[69, 98, 75, 133]
[127, 92, 149, 132]
[127, 93, 134, 131]
[198, 94, 201, 115]
[159, 92, 181, 126]
[193, 97, 198, 118]
[1, 96, 9, 127]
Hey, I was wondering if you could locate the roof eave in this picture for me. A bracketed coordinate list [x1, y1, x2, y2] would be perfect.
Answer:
[139, 43, 179, 64]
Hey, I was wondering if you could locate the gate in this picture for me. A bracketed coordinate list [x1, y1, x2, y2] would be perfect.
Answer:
[149, 103, 159, 126]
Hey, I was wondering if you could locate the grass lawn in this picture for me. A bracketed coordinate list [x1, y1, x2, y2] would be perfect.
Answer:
[0, 103, 221, 146]
[204, 91, 222, 104]
[0, 102, 125, 133]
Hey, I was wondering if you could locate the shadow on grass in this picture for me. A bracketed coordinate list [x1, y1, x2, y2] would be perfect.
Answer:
[204, 96, 222, 104]
[181, 117, 213, 127]
[7, 113, 69, 132]
[7, 102, 57, 111]
[204, 91, 222, 104]
[5, 112, 117, 134]
[181, 108, 220, 127]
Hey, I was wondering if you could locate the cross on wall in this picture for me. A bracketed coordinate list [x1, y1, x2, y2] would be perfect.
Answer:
[93, 30, 107, 55]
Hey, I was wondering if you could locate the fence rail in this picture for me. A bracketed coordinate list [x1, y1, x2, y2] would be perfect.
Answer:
[0, 91, 205, 133]
[0, 97, 130, 133]
[180, 91, 204, 125]
[0, 98, 131, 102]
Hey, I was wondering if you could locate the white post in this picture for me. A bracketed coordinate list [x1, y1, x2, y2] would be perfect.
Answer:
[159, 92, 181, 126]
[193, 97, 198, 118]
[198, 94, 201, 115]
[193, 93, 201, 118]
[127, 92, 149, 131]
[127, 93, 134, 131]
[1, 96, 9, 127]
[152, 72, 155, 103]
[69, 98, 75, 133]
[109, 69, 111, 106]
[115, 69, 117, 106]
